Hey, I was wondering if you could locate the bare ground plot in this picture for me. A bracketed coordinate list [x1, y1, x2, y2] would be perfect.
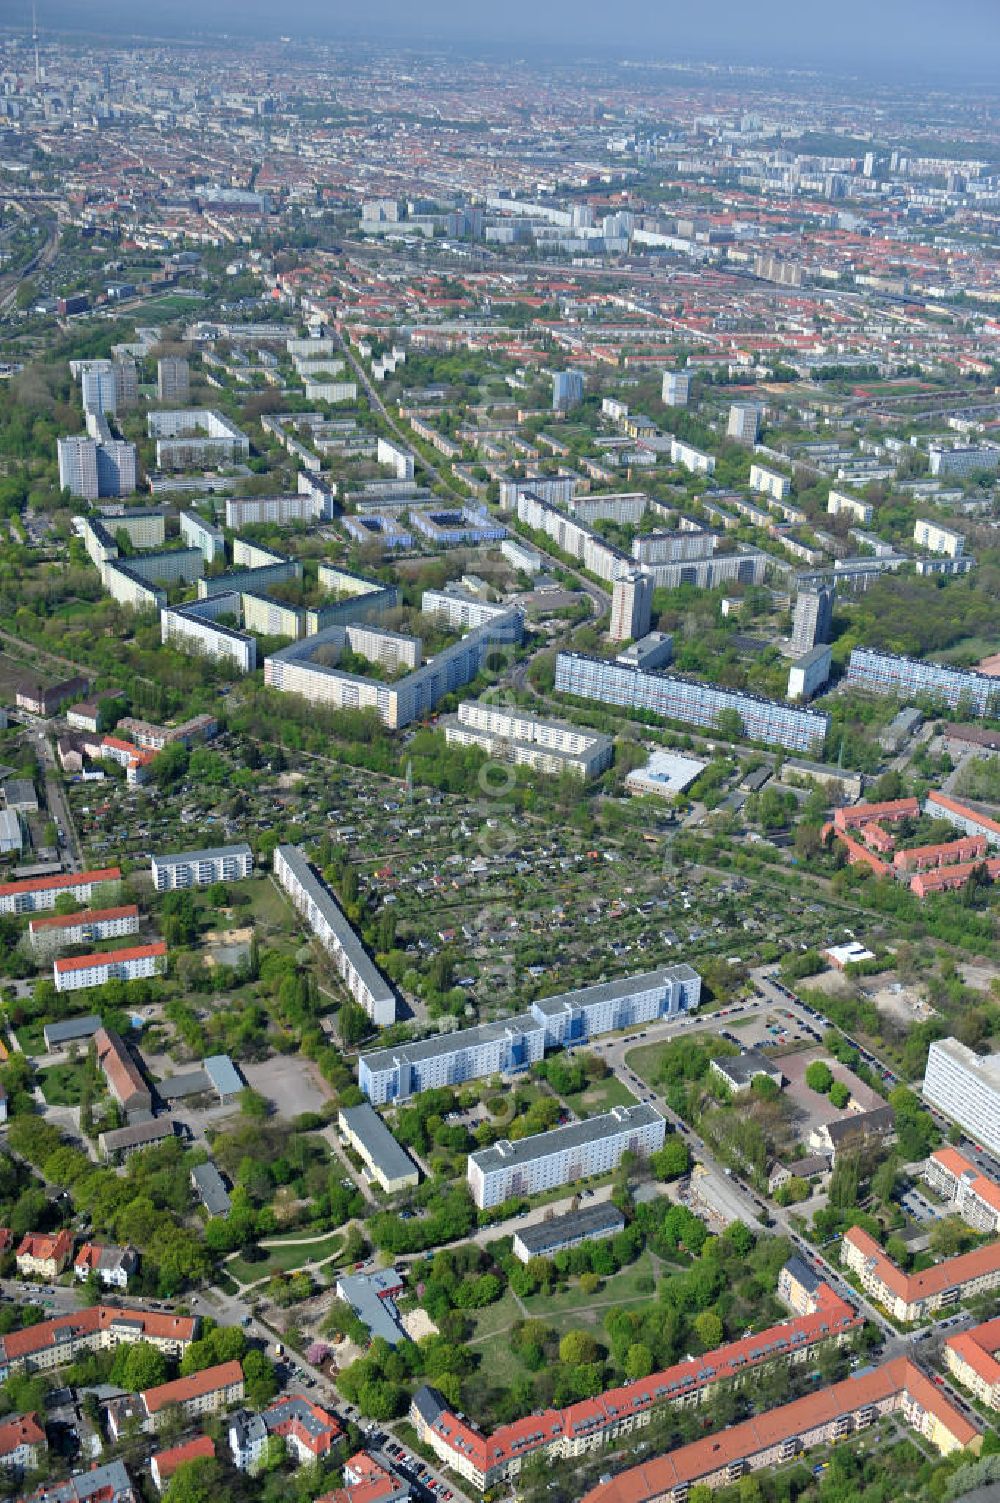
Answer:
[776, 1047, 883, 1136]
[242, 1053, 333, 1119]
[959, 961, 1000, 993]
[870, 980, 938, 1027]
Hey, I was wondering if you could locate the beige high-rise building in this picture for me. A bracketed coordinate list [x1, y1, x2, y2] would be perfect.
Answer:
[610, 571, 654, 644]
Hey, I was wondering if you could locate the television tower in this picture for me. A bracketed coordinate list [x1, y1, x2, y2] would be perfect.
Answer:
[32, 0, 41, 86]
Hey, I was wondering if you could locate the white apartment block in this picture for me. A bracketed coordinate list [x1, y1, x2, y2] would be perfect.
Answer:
[102, 562, 164, 612]
[161, 602, 257, 673]
[444, 701, 613, 779]
[151, 844, 253, 892]
[929, 444, 1000, 478]
[274, 845, 395, 1025]
[749, 463, 791, 502]
[0, 868, 121, 917]
[345, 623, 422, 672]
[923, 1148, 1000, 1235]
[827, 489, 873, 524]
[29, 905, 140, 956]
[359, 965, 700, 1104]
[303, 379, 357, 403]
[610, 571, 654, 643]
[225, 494, 318, 529]
[240, 591, 303, 641]
[377, 437, 416, 482]
[661, 371, 690, 406]
[147, 410, 249, 468]
[468, 1104, 666, 1208]
[913, 518, 965, 558]
[923, 1038, 1000, 1158]
[727, 403, 761, 443]
[54, 941, 166, 993]
[180, 509, 226, 562]
[58, 437, 100, 501]
[421, 587, 521, 633]
[501, 539, 544, 574]
[100, 509, 164, 550]
[670, 438, 715, 475]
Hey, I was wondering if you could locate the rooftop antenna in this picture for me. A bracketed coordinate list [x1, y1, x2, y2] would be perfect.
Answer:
[32, 0, 40, 86]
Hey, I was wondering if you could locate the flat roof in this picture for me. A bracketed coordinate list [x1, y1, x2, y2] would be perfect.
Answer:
[626, 750, 706, 795]
[151, 843, 252, 867]
[361, 1011, 544, 1076]
[530, 964, 700, 1020]
[204, 1054, 242, 1096]
[340, 1104, 419, 1183]
[470, 1104, 663, 1176]
[276, 846, 394, 1012]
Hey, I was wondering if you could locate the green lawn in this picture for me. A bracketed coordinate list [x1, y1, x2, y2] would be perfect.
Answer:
[38, 1060, 94, 1106]
[562, 1075, 638, 1116]
[623, 1040, 674, 1086]
[521, 1252, 657, 1333]
[228, 1231, 342, 1284]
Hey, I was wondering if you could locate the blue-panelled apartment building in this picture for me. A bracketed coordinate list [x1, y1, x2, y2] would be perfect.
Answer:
[358, 964, 701, 1104]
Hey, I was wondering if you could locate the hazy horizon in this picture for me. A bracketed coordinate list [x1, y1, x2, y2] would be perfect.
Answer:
[11, 0, 1000, 82]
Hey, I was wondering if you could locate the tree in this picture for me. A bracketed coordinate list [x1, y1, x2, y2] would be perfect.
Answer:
[829, 1080, 850, 1109]
[625, 1343, 653, 1380]
[242, 1349, 278, 1407]
[694, 1311, 723, 1350]
[558, 1330, 599, 1366]
[163, 1458, 222, 1503]
[650, 1139, 690, 1180]
[805, 1060, 833, 1094]
[113, 1339, 168, 1392]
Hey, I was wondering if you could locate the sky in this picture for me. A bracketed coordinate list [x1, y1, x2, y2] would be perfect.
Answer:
[22, 0, 1000, 79]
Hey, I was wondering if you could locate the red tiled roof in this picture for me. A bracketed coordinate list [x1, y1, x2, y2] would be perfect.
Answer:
[151, 1434, 215, 1480]
[845, 1226, 1000, 1302]
[947, 1317, 1000, 1388]
[142, 1360, 244, 1414]
[927, 792, 1000, 840]
[16, 1229, 73, 1265]
[930, 1149, 1000, 1214]
[0, 1412, 44, 1455]
[580, 1359, 976, 1503]
[29, 905, 139, 933]
[55, 942, 166, 976]
[0, 1304, 196, 1363]
[93, 1028, 149, 1108]
[0, 868, 121, 900]
[424, 1290, 860, 1474]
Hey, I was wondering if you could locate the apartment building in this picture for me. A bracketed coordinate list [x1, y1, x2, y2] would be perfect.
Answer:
[409, 507, 507, 545]
[116, 713, 218, 752]
[237, 590, 302, 642]
[274, 845, 395, 1025]
[841, 1225, 1000, 1322]
[827, 489, 873, 524]
[412, 1289, 861, 1490]
[787, 644, 832, 701]
[339, 1104, 419, 1193]
[631, 530, 716, 565]
[265, 611, 522, 731]
[499, 474, 578, 511]
[728, 403, 761, 443]
[421, 587, 523, 635]
[924, 1148, 1000, 1235]
[443, 700, 613, 780]
[929, 444, 1000, 477]
[16, 1230, 73, 1280]
[325, 1450, 411, 1503]
[580, 1358, 977, 1503]
[157, 357, 190, 403]
[134, 1360, 245, 1432]
[914, 518, 964, 557]
[343, 513, 413, 550]
[0, 1305, 196, 1381]
[99, 508, 165, 550]
[229, 1396, 342, 1472]
[151, 1436, 216, 1493]
[553, 369, 584, 411]
[610, 571, 654, 643]
[671, 438, 715, 475]
[0, 867, 121, 917]
[54, 941, 166, 994]
[148, 409, 249, 468]
[303, 379, 357, 403]
[894, 835, 987, 873]
[359, 965, 700, 1104]
[198, 540, 302, 600]
[225, 494, 318, 529]
[923, 1038, 1000, 1157]
[661, 370, 690, 406]
[179, 509, 225, 562]
[28, 904, 140, 955]
[24, 1459, 138, 1503]
[846, 648, 998, 717]
[344, 623, 422, 672]
[376, 436, 415, 481]
[0, 1414, 45, 1475]
[791, 585, 835, 656]
[73, 1243, 138, 1289]
[924, 791, 1000, 848]
[555, 651, 829, 754]
[152, 844, 253, 891]
[468, 1104, 666, 1209]
[57, 436, 100, 500]
[749, 463, 791, 501]
[946, 1318, 1000, 1409]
